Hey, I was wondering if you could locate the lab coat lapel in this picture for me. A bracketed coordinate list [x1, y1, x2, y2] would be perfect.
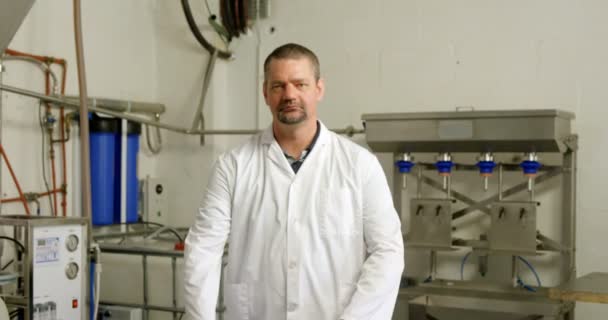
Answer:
[291, 121, 330, 180]
[261, 125, 295, 178]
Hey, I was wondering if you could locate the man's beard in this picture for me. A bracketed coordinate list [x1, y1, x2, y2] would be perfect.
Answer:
[278, 102, 307, 125]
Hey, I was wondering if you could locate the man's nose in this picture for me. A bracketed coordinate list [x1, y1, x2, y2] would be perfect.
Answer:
[282, 83, 297, 99]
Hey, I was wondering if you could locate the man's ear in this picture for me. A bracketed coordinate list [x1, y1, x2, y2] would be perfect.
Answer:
[316, 78, 325, 101]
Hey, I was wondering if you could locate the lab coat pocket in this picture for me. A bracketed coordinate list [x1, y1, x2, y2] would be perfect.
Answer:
[223, 283, 249, 320]
[320, 188, 361, 237]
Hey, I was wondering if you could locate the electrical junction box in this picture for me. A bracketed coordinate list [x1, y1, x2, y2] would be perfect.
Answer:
[142, 177, 168, 226]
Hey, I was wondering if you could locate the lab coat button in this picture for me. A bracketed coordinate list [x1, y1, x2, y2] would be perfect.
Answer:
[289, 261, 297, 269]
[287, 303, 297, 312]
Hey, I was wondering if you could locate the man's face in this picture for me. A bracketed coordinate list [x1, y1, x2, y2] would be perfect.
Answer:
[263, 58, 324, 126]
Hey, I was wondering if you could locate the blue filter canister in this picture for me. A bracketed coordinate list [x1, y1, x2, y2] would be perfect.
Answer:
[114, 120, 141, 224]
[89, 115, 118, 226]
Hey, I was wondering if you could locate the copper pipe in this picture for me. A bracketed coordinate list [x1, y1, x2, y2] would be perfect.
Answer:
[1, 197, 24, 204]
[4, 48, 67, 66]
[45, 70, 58, 216]
[39, 188, 64, 197]
[50, 142, 58, 216]
[0, 145, 30, 214]
[1, 188, 63, 203]
[7, 48, 69, 216]
[59, 63, 68, 217]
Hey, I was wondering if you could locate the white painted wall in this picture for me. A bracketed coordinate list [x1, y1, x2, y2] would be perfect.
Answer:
[2, 0, 608, 319]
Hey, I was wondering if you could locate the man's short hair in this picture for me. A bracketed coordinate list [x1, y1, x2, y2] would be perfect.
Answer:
[263, 43, 321, 81]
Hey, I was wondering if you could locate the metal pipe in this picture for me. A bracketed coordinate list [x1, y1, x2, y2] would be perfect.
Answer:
[99, 300, 184, 314]
[0, 83, 257, 134]
[529, 178, 535, 201]
[191, 50, 218, 131]
[416, 166, 422, 199]
[0, 84, 365, 136]
[430, 251, 437, 280]
[498, 164, 503, 201]
[143, 255, 149, 320]
[73, 0, 93, 243]
[98, 243, 184, 257]
[420, 174, 491, 216]
[452, 168, 562, 219]
[1, 55, 59, 93]
[537, 232, 568, 252]
[64, 96, 166, 114]
[511, 255, 519, 287]
[145, 113, 162, 154]
[94, 229, 159, 240]
[562, 147, 577, 283]
[446, 175, 451, 199]
[172, 257, 177, 320]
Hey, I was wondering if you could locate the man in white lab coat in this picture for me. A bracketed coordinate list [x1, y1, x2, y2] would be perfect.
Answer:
[184, 43, 404, 320]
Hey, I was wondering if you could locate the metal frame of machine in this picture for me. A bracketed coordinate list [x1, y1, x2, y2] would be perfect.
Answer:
[92, 224, 189, 320]
[362, 109, 577, 319]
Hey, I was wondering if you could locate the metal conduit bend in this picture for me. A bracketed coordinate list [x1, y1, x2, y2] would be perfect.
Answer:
[181, 0, 232, 59]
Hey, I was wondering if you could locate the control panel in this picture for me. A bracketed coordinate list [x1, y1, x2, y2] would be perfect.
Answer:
[32, 224, 86, 320]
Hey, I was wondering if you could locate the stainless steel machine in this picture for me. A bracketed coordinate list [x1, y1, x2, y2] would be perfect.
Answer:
[0, 216, 89, 320]
[363, 109, 577, 319]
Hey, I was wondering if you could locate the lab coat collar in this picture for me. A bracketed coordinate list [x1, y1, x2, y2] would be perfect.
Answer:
[261, 120, 330, 147]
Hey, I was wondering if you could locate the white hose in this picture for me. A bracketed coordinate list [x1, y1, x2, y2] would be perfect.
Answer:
[1, 56, 59, 94]
[92, 244, 102, 320]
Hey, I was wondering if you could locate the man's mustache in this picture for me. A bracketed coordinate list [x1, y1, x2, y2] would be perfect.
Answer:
[279, 102, 303, 112]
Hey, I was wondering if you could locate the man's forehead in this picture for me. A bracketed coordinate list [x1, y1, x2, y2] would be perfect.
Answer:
[267, 57, 314, 73]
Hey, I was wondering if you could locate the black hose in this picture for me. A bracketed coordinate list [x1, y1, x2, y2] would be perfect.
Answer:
[181, 0, 232, 59]
[1, 259, 14, 270]
[10, 309, 22, 319]
[0, 236, 26, 253]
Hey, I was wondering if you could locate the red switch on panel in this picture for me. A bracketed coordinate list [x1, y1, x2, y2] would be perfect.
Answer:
[72, 299, 78, 308]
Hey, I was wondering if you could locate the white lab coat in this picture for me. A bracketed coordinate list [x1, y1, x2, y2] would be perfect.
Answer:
[184, 122, 404, 320]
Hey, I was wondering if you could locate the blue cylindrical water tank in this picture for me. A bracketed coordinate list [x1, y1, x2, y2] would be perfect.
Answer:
[89, 115, 118, 226]
[114, 121, 141, 224]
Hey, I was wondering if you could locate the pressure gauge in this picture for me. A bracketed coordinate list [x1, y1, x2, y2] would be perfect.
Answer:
[65, 262, 79, 280]
[66, 234, 79, 252]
